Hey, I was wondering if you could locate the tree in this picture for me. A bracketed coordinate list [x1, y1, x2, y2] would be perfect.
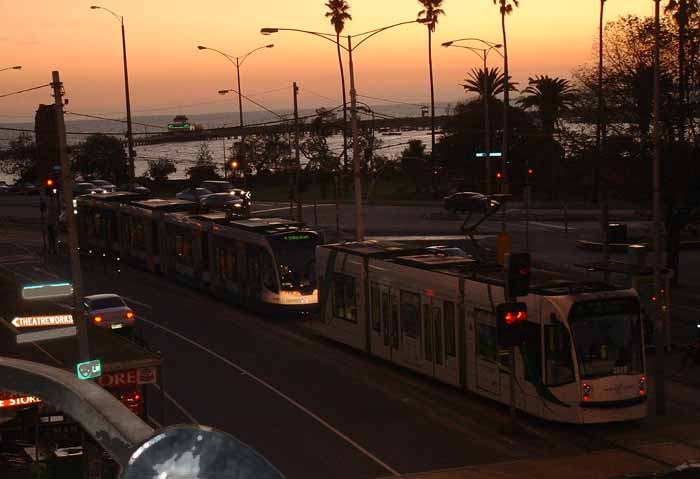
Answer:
[417, 0, 446, 181]
[400, 139, 429, 193]
[325, 0, 352, 174]
[147, 158, 177, 184]
[518, 75, 577, 138]
[462, 67, 517, 100]
[491, 0, 520, 191]
[0, 133, 37, 182]
[186, 143, 220, 186]
[302, 108, 340, 198]
[72, 134, 128, 183]
[665, 0, 699, 140]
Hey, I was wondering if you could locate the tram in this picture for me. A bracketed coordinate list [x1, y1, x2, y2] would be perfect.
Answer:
[315, 241, 647, 424]
[75, 194, 320, 312]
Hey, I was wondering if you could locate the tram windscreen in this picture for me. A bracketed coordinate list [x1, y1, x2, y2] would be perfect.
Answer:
[569, 298, 643, 379]
[268, 232, 319, 291]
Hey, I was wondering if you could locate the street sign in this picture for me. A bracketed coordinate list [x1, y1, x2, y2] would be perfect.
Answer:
[22, 282, 73, 300]
[475, 152, 502, 158]
[12, 314, 74, 328]
[76, 360, 102, 381]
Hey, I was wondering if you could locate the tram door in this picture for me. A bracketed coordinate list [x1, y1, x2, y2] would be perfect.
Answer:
[400, 291, 422, 365]
[473, 309, 501, 396]
[243, 246, 262, 304]
[369, 284, 393, 360]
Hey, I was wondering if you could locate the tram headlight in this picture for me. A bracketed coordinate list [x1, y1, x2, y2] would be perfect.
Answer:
[582, 383, 592, 402]
[639, 376, 647, 396]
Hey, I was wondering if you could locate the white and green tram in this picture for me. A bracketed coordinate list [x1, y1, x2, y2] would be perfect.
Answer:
[315, 241, 647, 424]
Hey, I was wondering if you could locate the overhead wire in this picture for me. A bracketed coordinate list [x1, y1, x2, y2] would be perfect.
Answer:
[0, 83, 52, 99]
[65, 111, 169, 130]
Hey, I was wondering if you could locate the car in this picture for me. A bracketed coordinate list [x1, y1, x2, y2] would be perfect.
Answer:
[72, 182, 106, 196]
[10, 182, 38, 195]
[118, 182, 151, 195]
[443, 191, 498, 214]
[0, 184, 11, 195]
[175, 187, 213, 202]
[199, 193, 250, 215]
[83, 294, 135, 331]
[426, 246, 469, 257]
[200, 180, 236, 194]
[90, 179, 116, 192]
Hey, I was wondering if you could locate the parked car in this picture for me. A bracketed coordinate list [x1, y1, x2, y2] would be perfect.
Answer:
[72, 182, 106, 196]
[426, 246, 469, 257]
[200, 180, 236, 194]
[200, 193, 250, 216]
[83, 294, 135, 331]
[175, 187, 213, 202]
[0, 184, 11, 194]
[10, 182, 38, 195]
[443, 191, 498, 214]
[118, 182, 151, 195]
[90, 179, 116, 192]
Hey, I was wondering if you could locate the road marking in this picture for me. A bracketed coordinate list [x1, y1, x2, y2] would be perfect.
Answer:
[138, 315, 400, 476]
[149, 382, 199, 424]
[253, 203, 334, 214]
[527, 221, 578, 231]
[123, 296, 153, 310]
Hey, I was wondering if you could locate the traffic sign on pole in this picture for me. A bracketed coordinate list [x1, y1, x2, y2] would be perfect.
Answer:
[76, 360, 102, 380]
[21, 282, 73, 300]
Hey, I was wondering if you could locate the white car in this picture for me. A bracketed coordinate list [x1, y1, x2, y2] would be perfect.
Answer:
[83, 294, 135, 331]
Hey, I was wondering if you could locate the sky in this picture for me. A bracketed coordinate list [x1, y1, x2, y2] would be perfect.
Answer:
[0, 0, 655, 123]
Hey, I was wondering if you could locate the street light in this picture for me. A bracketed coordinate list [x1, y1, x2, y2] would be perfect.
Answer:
[0, 65, 22, 72]
[197, 44, 274, 129]
[261, 20, 425, 241]
[90, 5, 136, 181]
[442, 38, 503, 195]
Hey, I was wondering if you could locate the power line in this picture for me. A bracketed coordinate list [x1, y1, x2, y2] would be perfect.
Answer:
[65, 111, 168, 130]
[357, 94, 427, 108]
[0, 83, 52, 100]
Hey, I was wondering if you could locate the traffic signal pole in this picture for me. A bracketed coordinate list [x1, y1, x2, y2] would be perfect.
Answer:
[51, 71, 90, 362]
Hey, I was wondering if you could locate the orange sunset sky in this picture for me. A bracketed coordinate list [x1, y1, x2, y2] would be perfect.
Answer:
[1, 1, 655, 122]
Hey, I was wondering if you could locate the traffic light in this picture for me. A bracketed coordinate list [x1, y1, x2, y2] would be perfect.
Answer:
[44, 177, 58, 195]
[505, 252, 531, 298]
[527, 168, 534, 176]
[496, 302, 528, 347]
[496, 171, 503, 180]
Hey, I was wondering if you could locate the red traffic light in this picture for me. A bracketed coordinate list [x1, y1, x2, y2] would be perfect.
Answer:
[496, 172, 503, 180]
[527, 168, 534, 175]
[504, 310, 528, 325]
[46, 178, 55, 187]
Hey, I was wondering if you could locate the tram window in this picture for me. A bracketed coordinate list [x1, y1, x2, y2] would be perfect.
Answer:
[261, 251, 278, 293]
[477, 323, 497, 362]
[333, 274, 357, 323]
[423, 304, 433, 360]
[400, 291, 420, 339]
[382, 290, 391, 346]
[434, 307, 443, 365]
[444, 301, 456, 358]
[391, 302, 399, 348]
[371, 284, 381, 333]
[545, 316, 575, 386]
[216, 245, 237, 281]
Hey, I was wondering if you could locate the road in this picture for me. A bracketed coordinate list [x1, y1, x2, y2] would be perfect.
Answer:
[3, 202, 700, 478]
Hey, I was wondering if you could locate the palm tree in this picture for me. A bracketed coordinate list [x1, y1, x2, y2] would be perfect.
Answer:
[325, 0, 352, 175]
[462, 67, 517, 100]
[665, 0, 699, 140]
[491, 0, 519, 193]
[417, 0, 445, 183]
[518, 75, 577, 138]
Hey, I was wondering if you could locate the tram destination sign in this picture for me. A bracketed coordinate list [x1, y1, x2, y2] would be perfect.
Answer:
[21, 282, 73, 300]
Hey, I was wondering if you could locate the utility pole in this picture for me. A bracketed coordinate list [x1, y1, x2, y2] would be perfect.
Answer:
[120, 19, 136, 181]
[483, 54, 492, 196]
[348, 35, 364, 241]
[293, 82, 302, 222]
[597, 0, 610, 279]
[652, 0, 666, 416]
[52, 71, 89, 362]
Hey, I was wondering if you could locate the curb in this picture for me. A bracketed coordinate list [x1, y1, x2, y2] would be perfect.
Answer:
[576, 239, 700, 252]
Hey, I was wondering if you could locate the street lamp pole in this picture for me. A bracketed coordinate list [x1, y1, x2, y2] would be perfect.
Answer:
[0, 65, 22, 73]
[261, 20, 422, 241]
[91, 6, 136, 181]
[442, 39, 502, 195]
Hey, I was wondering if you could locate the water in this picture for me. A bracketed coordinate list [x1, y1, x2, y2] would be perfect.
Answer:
[0, 104, 441, 183]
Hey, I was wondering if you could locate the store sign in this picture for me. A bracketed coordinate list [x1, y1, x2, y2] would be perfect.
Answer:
[76, 360, 102, 380]
[282, 233, 312, 241]
[11, 314, 74, 328]
[97, 367, 157, 388]
[0, 391, 42, 409]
